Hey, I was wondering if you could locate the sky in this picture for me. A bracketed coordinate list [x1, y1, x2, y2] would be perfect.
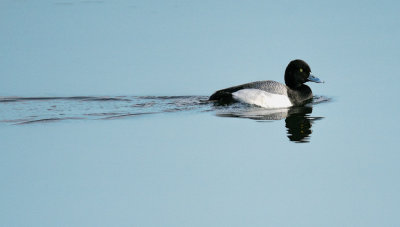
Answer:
[1, 0, 399, 96]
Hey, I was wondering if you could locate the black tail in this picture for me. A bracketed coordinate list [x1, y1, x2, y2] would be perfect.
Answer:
[209, 91, 236, 105]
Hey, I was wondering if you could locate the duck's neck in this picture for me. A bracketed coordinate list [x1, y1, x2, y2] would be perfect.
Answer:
[287, 84, 313, 106]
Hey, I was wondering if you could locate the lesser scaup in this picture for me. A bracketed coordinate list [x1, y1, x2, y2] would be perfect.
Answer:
[209, 59, 323, 108]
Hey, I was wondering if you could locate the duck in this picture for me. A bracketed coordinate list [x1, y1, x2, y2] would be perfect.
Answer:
[209, 59, 323, 108]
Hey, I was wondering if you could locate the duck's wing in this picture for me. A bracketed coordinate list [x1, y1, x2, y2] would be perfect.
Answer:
[209, 80, 287, 102]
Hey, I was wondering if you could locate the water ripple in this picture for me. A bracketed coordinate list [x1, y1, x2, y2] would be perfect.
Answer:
[0, 95, 330, 128]
[0, 96, 210, 125]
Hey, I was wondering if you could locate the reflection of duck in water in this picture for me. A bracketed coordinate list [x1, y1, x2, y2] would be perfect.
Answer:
[215, 104, 324, 143]
[209, 59, 323, 108]
[284, 106, 322, 143]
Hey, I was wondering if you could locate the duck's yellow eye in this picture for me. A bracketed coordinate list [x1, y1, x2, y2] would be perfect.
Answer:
[299, 68, 303, 72]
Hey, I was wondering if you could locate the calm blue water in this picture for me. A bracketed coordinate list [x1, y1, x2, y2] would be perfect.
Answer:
[1, 0, 400, 226]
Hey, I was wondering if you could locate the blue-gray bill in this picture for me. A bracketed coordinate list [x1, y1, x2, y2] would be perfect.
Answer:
[308, 74, 324, 83]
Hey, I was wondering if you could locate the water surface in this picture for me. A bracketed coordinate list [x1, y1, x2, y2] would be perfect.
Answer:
[2, 0, 400, 226]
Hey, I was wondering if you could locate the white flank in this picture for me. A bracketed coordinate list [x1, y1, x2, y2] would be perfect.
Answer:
[232, 89, 292, 108]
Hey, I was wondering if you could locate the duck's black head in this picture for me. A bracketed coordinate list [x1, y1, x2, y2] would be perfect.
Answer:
[284, 59, 322, 89]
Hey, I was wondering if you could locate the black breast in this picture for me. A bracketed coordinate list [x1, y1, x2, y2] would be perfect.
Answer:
[286, 85, 313, 106]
